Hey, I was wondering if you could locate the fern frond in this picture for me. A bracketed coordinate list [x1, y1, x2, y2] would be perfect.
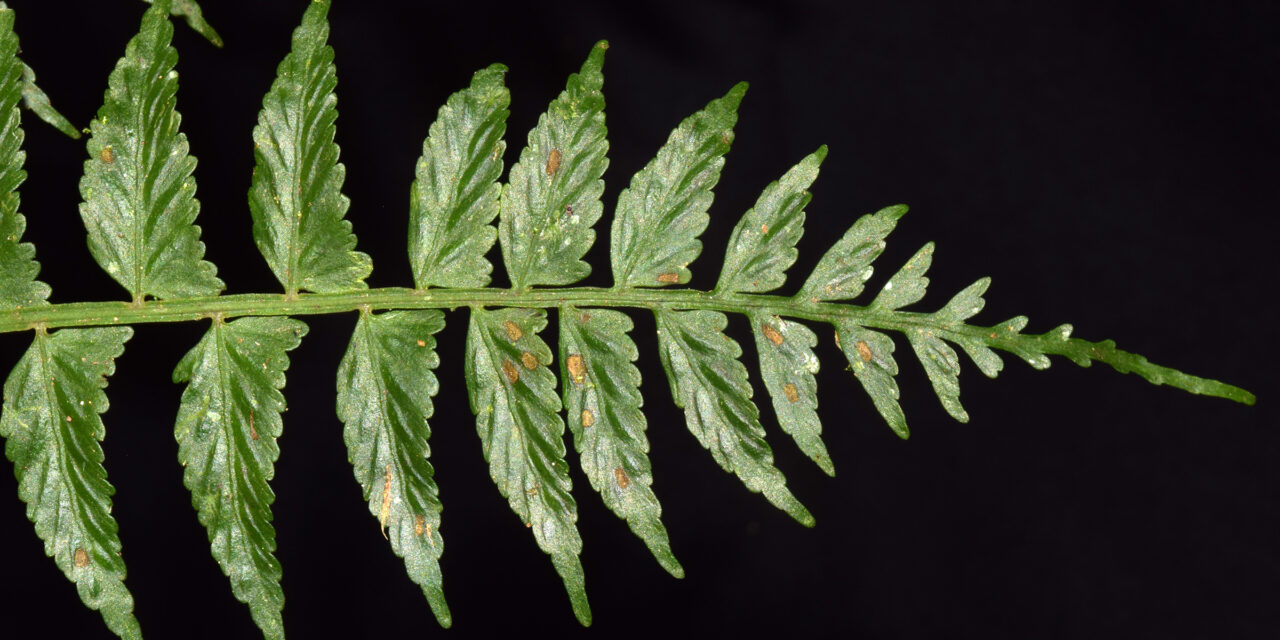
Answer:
[336, 309, 451, 627]
[0, 327, 139, 639]
[499, 40, 608, 290]
[409, 64, 510, 289]
[172, 316, 307, 640]
[0, 3, 1258, 637]
[0, 8, 50, 309]
[465, 307, 590, 626]
[79, 0, 222, 302]
[249, 0, 369, 295]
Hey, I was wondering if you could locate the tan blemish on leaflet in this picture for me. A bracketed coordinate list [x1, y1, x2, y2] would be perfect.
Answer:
[581, 409, 594, 427]
[856, 340, 873, 362]
[567, 354, 586, 384]
[545, 148, 562, 176]
[414, 515, 426, 536]
[379, 465, 392, 539]
[520, 351, 538, 369]
[502, 359, 520, 384]
[657, 273, 680, 284]
[100, 146, 114, 164]
[503, 320, 522, 341]
[249, 411, 258, 440]
[74, 548, 89, 568]
[761, 323, 783, 346]
[614, 467, 631, 489]
[783, 383, 799, 403]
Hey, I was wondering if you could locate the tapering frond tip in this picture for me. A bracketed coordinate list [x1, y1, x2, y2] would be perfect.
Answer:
[1070, 338, 1257, 406]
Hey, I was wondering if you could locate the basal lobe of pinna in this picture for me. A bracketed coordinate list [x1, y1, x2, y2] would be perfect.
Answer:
[0, 1, 1255, 639]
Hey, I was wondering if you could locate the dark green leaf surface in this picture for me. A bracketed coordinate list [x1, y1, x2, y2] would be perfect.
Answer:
[611, 83, 745, 288]
[79, 0, 221, 302]
[558, 305, 682, 576]
[336, 310, 451, 627]
[499, 41, 608, 290]
[654, 308, 814, 525]
[465, 307, 590, 625]
[144, 0, 222, 47]
[0, 327, 139, 639]
[798, 204, 906, 302]
[716, 147, 825, 294]
[750, 313, 832, 476]
[249, 0, 370, 295]
[21, 63, 79, 139]
[409, 64, 509, 289]
[0, 10, 50, 310]
[173, 317, 307, 640]
[836, 323, 908, 439]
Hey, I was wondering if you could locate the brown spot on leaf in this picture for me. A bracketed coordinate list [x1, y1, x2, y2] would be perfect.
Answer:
[856, 340, 873, 362]
[379, 465, 392, 539]
[502, 359, 520, 384]
[657, 272, 680, 284]
[614, 467, 631, 489]
[833, 330, 841, 348]
[761, 223, 770, 234]
[100, 146, 114, 164]
[567, 354, 586, 384]
[520, 351, 538, 369]
[249, 412, 258, 441]
[581, 409, 595, 427]
[414, 515, 426, 536]
[761, 323, 783, 346]
[416, 339, 426, 347]
[783, 383, 799, 403]
[503, 320, 523, 342]
[74, 548, 89, 568]
[545, 148, 562, 176]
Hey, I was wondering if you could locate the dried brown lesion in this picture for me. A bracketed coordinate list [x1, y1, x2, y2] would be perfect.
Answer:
[567, 354, 586, 384]
[503, 320, 523, 342]
[783, 382, 800, 403]
[520, 351, 538, 369]
[614, 466, 631, 489]
[581, 409, 594, 427]
[73, 548, 90, 568]
[502, 359, 520, 384]
[656, 272, 680, 284]
[855, 340, 873, 362]
[545, 148, 562, 176]
[761, 322, 784, 346]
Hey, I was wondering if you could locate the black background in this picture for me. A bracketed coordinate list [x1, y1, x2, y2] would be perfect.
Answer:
[0, 0, 1274, 637]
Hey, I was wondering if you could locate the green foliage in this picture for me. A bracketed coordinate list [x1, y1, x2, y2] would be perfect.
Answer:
[336, 310, 450, 626]
[1, 327, 138, 638]
[172, 316, 306, 640]
[249, 0, 369, 295]
[0, 1, 1256, 638]
[409, 64, 509, 289]
[79, 0, 222, 302]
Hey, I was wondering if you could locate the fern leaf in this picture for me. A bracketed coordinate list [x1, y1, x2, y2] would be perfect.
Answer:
[798, 204, 906, 302]
[0, 11, 49, 310]
[872, 242, 933, 310]
[249, 0, 370, 295]
[750, 313, 833, 476]
[836, 323, 909, 439]
[336, 310, 451, 627]
[499, 41, 608, 290]
[557, 305, 682, 577]
[611, 83, 744, 288]
[465, 307, 590, 626]
[143, 0, 222, 47]
[78, 0, 222, 302]
[654, 308, 814, 526]
[408, 64, 510, 289]
[20, 63, 79, 139]
[0, 327, 140, 639]
[716, 146, 825, 294]
[172, 317, 308, 640]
